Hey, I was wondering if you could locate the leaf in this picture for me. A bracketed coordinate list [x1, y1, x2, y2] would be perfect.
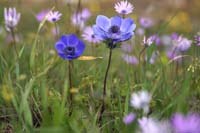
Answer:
[78, 56, 103, 61]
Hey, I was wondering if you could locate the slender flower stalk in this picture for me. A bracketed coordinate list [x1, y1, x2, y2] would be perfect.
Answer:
[10, 28, 19, 57]
[68, 60, 73, 115]
[93, 15, 136, 126]
[54, 22, 59, 40]
[4, 7, 21, 58]
[47, 10, 62, 39]
[55, 34, 85, 116]
[99, 47, 112, 125]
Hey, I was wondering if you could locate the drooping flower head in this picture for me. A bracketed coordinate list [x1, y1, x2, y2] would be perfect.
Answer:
[123, 112, 136, 125]
[36, 9, 50, 22]
[4, 7, 21, 31]
[114, 0, 134, 15]
[139, 17, 153, 29]
[173, 36, 192, 52]
[47, 11, 62, 23]
[171, 113, 200, 133]
[194, 35, 200, 46]
[93, 15, 136, 48]
[130, 90, 151, 113]
[82, 26, 102, 44]
[55, 34, 85, 60]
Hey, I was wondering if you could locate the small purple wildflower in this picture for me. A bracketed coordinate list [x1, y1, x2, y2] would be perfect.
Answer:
[4, 7, 21, 31]
[194, 35, 200, 46]
[36, 9, 50, 22]
[123, 112, 136, 125]
[93, 15, 136, 47]
[114, 0, 134, 15]
[154, 35, 161, 45]
[47, 11, 62, 23]
[81, 8, 91, 21]
[122, 54, 138, 65]
[171, 33, 179, 40]
[167, 50, 178, 59]
[143, 35, 155, 47]
[139, 17, 153, 29]
[121, 43, 133, 53]
[82, 26, 102, 44]
[55, 34, 85, 60]
[172, 113, 200, 133]
[173, 36, 192, 52]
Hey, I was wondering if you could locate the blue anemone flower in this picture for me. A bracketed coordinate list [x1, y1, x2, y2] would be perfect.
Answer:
[93, 15, 136, 45]
[55, 34, 85, 60]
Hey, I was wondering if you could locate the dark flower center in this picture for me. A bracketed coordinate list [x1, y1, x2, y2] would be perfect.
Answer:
[64, 46, 75, 55]
[91, 34, 95, 38]
[121, 10, 127, 14]
[110, 25, 120, 33]
[52, 18, 57, 22]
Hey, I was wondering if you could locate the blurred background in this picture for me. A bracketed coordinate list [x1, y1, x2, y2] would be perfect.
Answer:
[0, 0, 200, 34]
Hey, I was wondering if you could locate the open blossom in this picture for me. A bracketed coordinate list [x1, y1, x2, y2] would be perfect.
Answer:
[114, 0, 134, 15]
[93, 15, 136, 48]
[173, 36, 192, 52]
[139, 17, 153, 29]
[4, 7, 21, 31]
[47, 11, 62, 23]
[55, 34, 85, 60]
[130, 90, 151, 113]
[171, 113, 200, 133]
[138, 117, 172, 133]
[82, 26, 102, 44]
[123, 112, 136, 125]
[36, 9, 50, 22]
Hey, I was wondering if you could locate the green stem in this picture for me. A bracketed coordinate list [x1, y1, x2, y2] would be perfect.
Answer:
[98, 48, 113, 126]
[10, 28, 19, 58]
[68, 60, 73, 116]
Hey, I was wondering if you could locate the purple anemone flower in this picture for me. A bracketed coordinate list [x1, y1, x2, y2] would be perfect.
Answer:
[4, 7, 21, 31]
[93, 15, 136, 47]
[171, 113, 200, 133]
[194, 35, 200, 46]
[139, 17, 153, 29]
[47, 11, 62, 23]
[55, 34, 85, 60]
[36, 9, 50, 22]
[123, 112, 136, 125]
[82, 26, 102, 44]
